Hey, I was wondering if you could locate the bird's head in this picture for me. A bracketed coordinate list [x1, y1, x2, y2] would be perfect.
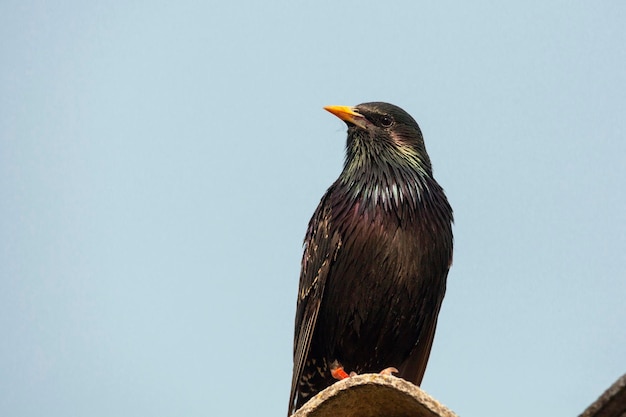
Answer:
[324, 102, 433, 180]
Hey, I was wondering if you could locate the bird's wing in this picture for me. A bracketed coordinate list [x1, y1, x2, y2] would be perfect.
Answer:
[399, 214, 452, 385]
[288, 199, 340, 414]
[397, 296, 444, 385]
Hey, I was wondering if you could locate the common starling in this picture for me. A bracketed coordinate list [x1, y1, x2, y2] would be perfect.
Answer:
[288, 102, 453, 415]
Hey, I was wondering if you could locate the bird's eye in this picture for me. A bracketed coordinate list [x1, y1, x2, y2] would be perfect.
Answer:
[380, 115, 393, 127]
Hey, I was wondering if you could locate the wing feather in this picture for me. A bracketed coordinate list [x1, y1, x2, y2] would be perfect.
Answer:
[288, 197, 341, 415]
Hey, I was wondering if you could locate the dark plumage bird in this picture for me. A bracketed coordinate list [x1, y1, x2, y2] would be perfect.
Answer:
[288, 102, 453, 415]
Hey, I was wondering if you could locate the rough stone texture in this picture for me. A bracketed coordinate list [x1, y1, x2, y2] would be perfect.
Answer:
[579, 374, 626, 417]
[291, 374, 458, 417]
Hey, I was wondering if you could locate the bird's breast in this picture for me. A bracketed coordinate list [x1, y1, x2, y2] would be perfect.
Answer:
[317, 180, 452, 362]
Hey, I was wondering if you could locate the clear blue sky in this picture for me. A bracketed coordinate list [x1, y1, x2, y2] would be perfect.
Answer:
[1, 1, 625, 416]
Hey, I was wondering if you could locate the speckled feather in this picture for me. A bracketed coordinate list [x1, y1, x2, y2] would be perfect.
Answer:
[289, 102, 453, 415]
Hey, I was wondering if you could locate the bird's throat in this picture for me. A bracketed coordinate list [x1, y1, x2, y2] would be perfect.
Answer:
[339, 164, 427, 219]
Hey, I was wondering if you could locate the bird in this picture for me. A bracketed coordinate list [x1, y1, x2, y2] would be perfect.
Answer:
[288, 102, 454, 415]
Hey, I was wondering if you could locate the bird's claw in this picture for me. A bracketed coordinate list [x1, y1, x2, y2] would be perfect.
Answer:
[379, 367, 399, 376]
[330, 360, 398, 380]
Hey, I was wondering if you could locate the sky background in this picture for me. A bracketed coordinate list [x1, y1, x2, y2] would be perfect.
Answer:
[1, 1, 625, 416]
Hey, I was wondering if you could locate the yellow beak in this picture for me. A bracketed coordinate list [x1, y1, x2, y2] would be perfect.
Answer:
[324, 105, 367, 128]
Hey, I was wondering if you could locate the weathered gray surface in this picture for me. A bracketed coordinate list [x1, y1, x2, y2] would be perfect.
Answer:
[291, 374, 458, 417]
[579, 374, 626, 417]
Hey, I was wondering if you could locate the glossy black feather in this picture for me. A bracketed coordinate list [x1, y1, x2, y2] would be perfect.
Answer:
[288, 102, 453, 415]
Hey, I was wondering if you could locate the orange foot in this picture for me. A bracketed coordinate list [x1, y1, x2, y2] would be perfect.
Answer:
[330, 361, 399, 380]
[329, 360, 350, 380]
